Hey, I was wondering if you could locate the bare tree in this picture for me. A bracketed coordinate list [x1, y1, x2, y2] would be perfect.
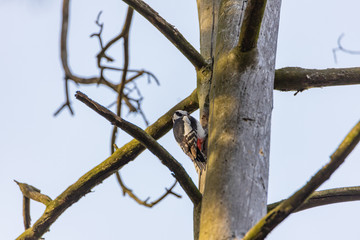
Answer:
[15, 0, 360, 240]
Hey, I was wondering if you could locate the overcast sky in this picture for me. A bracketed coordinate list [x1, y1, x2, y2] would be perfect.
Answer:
[2, 0, 360, 239]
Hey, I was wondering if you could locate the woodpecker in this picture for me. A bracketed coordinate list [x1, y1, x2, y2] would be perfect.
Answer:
[172, 110, 207, 174]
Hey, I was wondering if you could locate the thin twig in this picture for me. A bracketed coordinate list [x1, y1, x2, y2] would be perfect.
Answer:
[113, 145, 181, 207]
[116, 173, 181, 208]
[121, 0, 208, 70]
[90, 11, 113, 84]
[125, 71, 145, 84]
[75, 91, 202, 205]
[92, 8, 135, 87]
[100, 66, 159, 86]
[110, 8, 133, 155]
[123, 95, 137, 112]
[60, 0, 71, 78]
[333, 33, 360, 63]
[54, 78, 74, 116]
[97, 7, 134, 64]
[86, 7, 156, 123]
[90, 11, 113, 63]
[116, 21, 131, 126]
[243, 119, 360, 240]
[125, 90, 150, 126]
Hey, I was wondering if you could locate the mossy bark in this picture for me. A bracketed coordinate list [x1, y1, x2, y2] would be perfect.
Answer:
[198, 0, 281, 239]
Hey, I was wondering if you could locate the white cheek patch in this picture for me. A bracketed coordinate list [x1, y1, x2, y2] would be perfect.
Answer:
[183, 116, 193, 136]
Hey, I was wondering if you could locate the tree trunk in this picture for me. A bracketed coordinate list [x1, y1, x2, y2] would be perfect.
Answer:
[198, 0, 281, 239]
[194, 1, 220, 239]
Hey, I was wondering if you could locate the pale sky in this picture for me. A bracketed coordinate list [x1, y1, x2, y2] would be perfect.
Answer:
[1, 0, 360, 239]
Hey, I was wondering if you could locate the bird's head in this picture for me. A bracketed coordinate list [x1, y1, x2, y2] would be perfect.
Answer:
[172, 110, 189, 123]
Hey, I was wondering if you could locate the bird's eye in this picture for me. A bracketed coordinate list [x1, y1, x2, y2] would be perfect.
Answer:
[175, 112, 182, 116]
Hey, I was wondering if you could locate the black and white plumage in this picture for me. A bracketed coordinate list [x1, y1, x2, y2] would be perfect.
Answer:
[172, 110, 207, 174]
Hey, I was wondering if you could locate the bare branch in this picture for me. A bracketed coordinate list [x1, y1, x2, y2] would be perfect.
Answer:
[60, 0, 116, 89]
[17, 90, 199, 240]
[121, 0, 208, 70]
[59, 1, 155, 118]
[98, 67, 159, 86]
[58, 67, 360, 95]
[91, 7, 135, 89]
[75, 91, 202, 205]
[60, 0, 158, 124]
[116, 172, 181, 208]
[125, 93, 150, 126]
[97, 7, 134, 64]
[60, 0, 71, 79]
[15, 180, 51, 231]
[238, 0, 267, 52]
[104, 11, 156, 197]
[69, 75, 118, 89]
[126, 71, 146, 84]
[54, 78, 74, 116]
[61, 1, 360, 99]
[116, 16, 131, 119]
[23, 197, 31, 230]
[14, 180, 52, 206]
[59, 0, 118, 103]
[268, 186, 360, 213]
[90, 11, 113, 62]
[106, 11, 156, 198]
[243, 119, 360, 240]
[110, 6, 133, 155]
[274, 67, 360, 92]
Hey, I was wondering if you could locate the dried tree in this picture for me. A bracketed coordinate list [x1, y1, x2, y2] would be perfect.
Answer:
[16, 0, 360, 240]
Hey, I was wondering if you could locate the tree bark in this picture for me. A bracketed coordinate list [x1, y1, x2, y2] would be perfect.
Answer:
[194, 1, 221, 239]
[199, 0, 281, 239]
